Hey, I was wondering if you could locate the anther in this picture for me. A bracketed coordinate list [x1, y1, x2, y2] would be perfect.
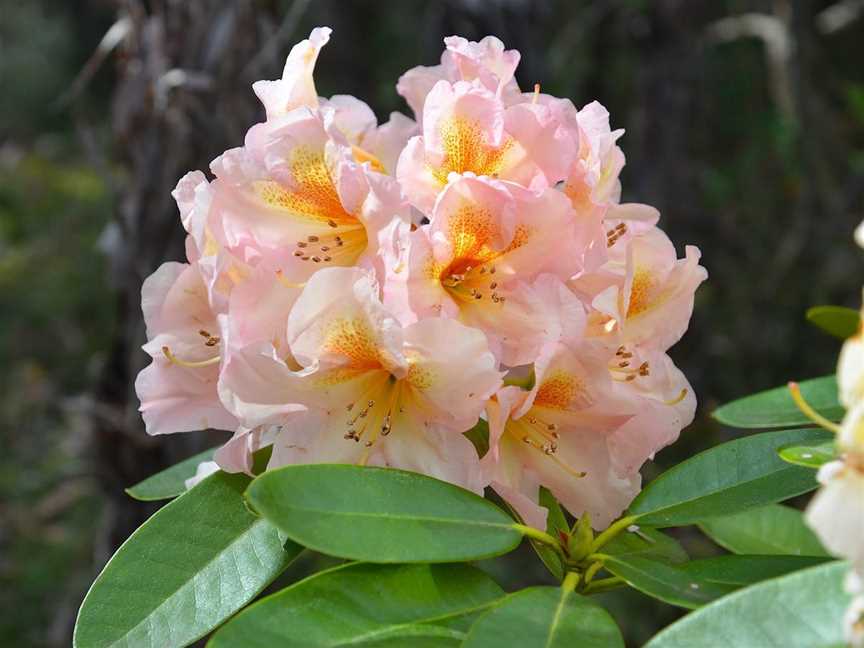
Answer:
[308, 235, 319, 242]
[312, 256, 321, 263]
[293, 250, 304, 257]
[490, 282, 497, 290]
[328, 219, 338, 228]
[297, 241, 308, 248]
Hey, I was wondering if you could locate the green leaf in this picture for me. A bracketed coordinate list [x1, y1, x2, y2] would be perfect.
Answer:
[699, 504, 830, 556]
[778, 440, 838, 469]
[74, 472, 301, 648]
[806, 305, 860, 339]
[125, 447, 217, 501]
[601, 555, 733, 609]
[246, 464, 523, 563]
[464, 418, 490, 458]
[628, 428, 830, 527]
[713, 375, 843, 429]
[208, 562, 503, 647]
[680, 555, 831, 587]
[603, 527, 688, 564]
[532, 488, 568, 580]
[462, 586, 624, 648]
[644, 561, 851, 648]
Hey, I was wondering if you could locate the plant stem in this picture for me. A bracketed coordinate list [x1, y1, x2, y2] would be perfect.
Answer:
[562, 571, 580, 593]
[583, 560, 604, 584]
[588, 515, 638, 554]
[512, 523, 560, 548]
[583, 576, 625, 594]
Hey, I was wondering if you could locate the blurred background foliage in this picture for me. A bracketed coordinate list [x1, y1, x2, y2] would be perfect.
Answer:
[1, 0, 863, 645]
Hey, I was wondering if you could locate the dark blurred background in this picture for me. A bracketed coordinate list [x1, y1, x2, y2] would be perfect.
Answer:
[2, 0, 863, 645]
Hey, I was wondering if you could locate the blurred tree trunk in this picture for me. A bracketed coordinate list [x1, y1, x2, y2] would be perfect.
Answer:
[91, 0, 290, 557]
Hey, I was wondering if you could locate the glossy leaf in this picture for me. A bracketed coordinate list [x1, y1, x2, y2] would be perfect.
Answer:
[208, 562, 504, 648]
[806, 305, 860, 339]
[628, 428, 830, 527]
[644, 561, 851, 648]
[713, 375, 843, 429]
[533, 488, 569, 580]
[74, 472, 301, 648]
[462, 586, 624, 648]
[778, 440, 838, 469]
[601, 555, 733, 609]
[699, 504, 830, 556]
[125, 447, 216, 501]
[680, 555, 831, 587]
[603, 527, 688, 564]
[246, 464, 523, 563]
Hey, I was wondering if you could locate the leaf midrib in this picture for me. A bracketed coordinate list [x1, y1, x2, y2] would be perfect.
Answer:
[114, 518, 279, 648]
[262, 503, 516, 530]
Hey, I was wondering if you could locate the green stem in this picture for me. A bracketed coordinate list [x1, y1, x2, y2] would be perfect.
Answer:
[583, 576, 625, 595]
[588, 515, 638, 554]
[513, 523, 560, 548]
[562, 571, 580, 593]
[583, 560, 604, 584]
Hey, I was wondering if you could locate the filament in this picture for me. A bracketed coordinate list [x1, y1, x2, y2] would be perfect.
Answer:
[162, 346, 220, 368]
[787, 382, 840, 433]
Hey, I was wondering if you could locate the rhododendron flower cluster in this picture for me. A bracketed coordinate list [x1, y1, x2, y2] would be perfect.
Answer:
[803, 228, 864, 646]
[136, 27, 706, 530]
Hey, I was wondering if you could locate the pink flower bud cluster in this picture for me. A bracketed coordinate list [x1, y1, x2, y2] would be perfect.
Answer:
[136, 28, 706, 530]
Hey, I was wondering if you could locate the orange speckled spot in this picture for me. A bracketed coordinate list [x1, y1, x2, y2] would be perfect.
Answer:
[627, 269, 657, 318]
[406, 360, 433, 390]
[534, 371, 581, 410]
[313, 367, 373, 386]
[323, 318, 382, 370]
[563, 179, 593, 213]
[351, 145, 386, 174]
[431, 117, 513, 184]
[254, 147, 357, 226]
[448, 203, 498, 260]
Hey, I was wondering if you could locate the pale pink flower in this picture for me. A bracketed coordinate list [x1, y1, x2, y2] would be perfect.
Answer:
[135, 261, 237, 436]
[253, 27, 332, 120]
[483, 341, 637, 529]
[320, 95, 418, 176]
[397, 35, 522, 122]
[207, 108, 409, 279]
[397, 80, 576, 215]
[584, 226, 707, 352]
[384, 175, 583, 365]
[605, 347, 696, 475]
[220, 266, 502, 492]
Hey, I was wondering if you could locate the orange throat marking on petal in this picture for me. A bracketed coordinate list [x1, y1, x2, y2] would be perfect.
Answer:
[253, 146, 368, 265]
[534, 371, 582, 410]
[626, 268, 657, 318]
[430, 116, 513, 184]
[436, 203, 531, 306]
[322, 317, 384, 371]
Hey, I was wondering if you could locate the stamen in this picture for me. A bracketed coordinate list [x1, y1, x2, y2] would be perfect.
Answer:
[532, 83, 541, 104]
[275, 270, 306, 289]
[162, 346, 220, 368]
[788, 382, 841, 433]
[664, 388, 688, 406]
